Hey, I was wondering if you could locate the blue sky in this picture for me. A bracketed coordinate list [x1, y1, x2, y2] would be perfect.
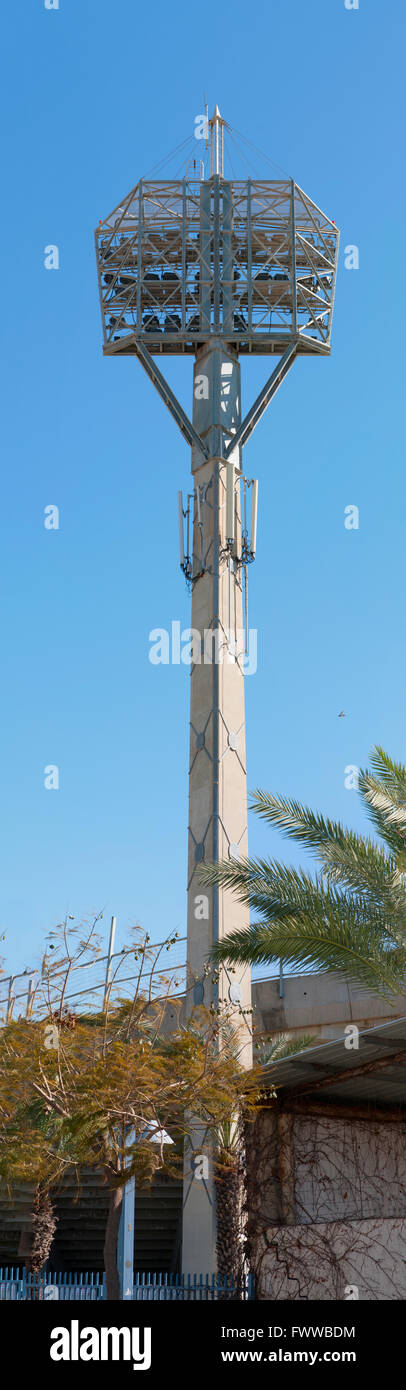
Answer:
[1, 0, 405, 976]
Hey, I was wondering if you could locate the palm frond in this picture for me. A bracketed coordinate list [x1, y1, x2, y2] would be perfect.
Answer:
[357, 747, 406, 854]
[249, 789, 398, 899]
[257, 1032, 317, 1064]
[249, 790, 347, 853]
[369, 745, 406, 790]
[205, 748, 406, 1002]
[205, 858, 401, 948]
[211, 915, 406, 997]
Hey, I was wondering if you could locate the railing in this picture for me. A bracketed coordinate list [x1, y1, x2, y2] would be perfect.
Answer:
[0, 1270, 105, 1300]
[0, 933, 188, 1025]
[0, 1269, 254, 1301]
[132, 1272, 255, 1300]
[0, 922, 272, 1027]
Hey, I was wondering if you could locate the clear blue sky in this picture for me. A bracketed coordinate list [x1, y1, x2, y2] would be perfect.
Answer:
[1, 0, 405, 976]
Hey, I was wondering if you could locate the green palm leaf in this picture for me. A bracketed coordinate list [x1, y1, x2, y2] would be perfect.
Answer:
[202, 745, 406, 1000]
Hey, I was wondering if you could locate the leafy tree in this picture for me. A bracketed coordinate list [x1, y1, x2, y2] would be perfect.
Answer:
[203, 746, 406, 999]
[0, 919, 256, 1298]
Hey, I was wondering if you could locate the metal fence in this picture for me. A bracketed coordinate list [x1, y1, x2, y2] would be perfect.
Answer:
[0, 933, 280, 1028]
[0, 928, 188, 1025]
[132, 1272, 254, 1300]
[0, 1269, 105, 1300]
[0, 1269, 254, 1301]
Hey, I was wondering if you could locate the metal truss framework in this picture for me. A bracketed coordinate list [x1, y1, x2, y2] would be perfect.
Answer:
[134, 338, 297, 463]
[95, 176, 339, 360]
[134, 342, 209, 456]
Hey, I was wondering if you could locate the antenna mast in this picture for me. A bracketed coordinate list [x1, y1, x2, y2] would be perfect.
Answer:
[209, 103, 225, 176]
[95, 105, 340, 1280]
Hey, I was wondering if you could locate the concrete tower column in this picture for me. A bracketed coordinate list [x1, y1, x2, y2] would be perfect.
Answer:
[181, 338, 253, 1275]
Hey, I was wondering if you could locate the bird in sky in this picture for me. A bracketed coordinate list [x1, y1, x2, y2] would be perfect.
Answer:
[338, 710, 345, 717]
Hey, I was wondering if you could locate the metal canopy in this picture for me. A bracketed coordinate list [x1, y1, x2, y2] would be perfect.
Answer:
[95, 176, 339, 360]
[258, 1016, 406, 1111]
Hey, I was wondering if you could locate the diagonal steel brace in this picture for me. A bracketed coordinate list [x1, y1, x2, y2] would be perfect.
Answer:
[224, 344, 297, 458]
[135, 341, 209, 458]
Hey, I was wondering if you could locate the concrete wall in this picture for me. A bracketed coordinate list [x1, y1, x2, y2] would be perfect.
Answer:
[169, 970, 406, 1046]
[292, 1113, 406, 1223]
[252, 971, 406, 1045]
[246, 1109, 406, 1300]
[257, 1217, 406, 1301]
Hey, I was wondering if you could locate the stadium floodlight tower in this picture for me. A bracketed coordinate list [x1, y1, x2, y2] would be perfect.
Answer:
[95, 106, 339, 1276]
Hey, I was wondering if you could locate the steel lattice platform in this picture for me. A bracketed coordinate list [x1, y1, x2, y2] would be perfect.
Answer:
[95, 177, 339, 358]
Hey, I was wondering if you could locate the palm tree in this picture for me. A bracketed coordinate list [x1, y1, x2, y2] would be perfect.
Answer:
[213, 1034, 315, 1292]
[213, 1118, 245, 1293]
[26, 1185, 57, 1285]
[256, 1032, 316, 1065]
[203, 746, 406, 999]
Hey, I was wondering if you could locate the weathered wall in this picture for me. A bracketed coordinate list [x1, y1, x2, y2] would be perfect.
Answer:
[292, 1113, 406, 1223]
[246, 1109, 406, 1300]
[169, 971, 406, 1046]
[257, 1217, 406, 1301]
[252, 973, 406, 1045]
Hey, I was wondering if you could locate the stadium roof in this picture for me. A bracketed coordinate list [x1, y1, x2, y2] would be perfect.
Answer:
[259, 1016, 406, 1112]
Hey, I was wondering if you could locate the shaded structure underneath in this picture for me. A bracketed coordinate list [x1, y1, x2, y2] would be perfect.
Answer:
[246, 1016, 406, 1301]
